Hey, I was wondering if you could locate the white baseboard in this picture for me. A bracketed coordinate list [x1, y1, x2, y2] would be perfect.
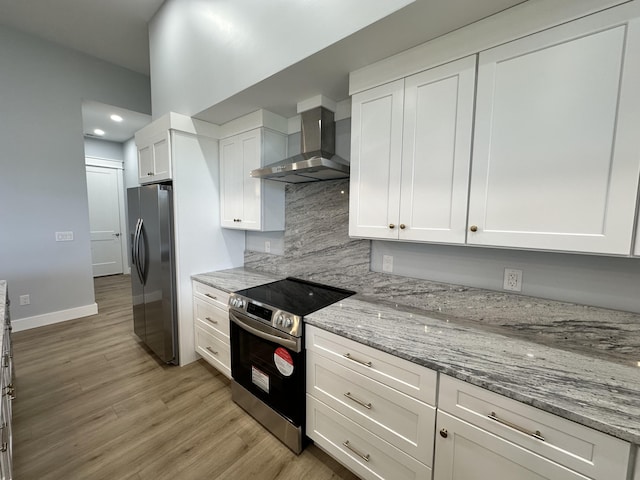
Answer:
[12, 303, 98, 332]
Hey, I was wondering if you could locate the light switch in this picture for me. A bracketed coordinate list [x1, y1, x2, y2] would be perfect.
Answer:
[55, 231, 74, 242]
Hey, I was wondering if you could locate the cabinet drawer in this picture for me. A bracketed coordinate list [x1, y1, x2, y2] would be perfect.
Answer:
[438, 375, 630, 480]
[306, 325, 437, 405]
[193, 297, 229, 337]
[307, 395, 431, 480]
[435, 411, 591, 480]
[307, 351, 435, 466]
[195, 325, 231, 379]
[192, 281, 229, 309]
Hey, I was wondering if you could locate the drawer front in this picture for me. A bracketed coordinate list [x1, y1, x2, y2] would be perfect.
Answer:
[193, 297, 229, 337]
[192, 281, 229, 309]
[307, 351, 435, 465]
[438, 375, 630, 480]
[306, 325, 437, 405]
[195, 325, 231, 379]
[307, 395, 431, 480]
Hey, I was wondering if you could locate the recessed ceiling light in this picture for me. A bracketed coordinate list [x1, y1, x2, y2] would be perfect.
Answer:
[110, 114, 123, 122]
[94, 129, 105, 136]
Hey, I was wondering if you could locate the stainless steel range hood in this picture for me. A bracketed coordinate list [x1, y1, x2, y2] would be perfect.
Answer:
[250, 107, 349, 183]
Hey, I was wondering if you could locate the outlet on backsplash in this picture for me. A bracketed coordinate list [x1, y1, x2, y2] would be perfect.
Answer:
[503, 268, 523, 292]
[382, 255, 394, 273]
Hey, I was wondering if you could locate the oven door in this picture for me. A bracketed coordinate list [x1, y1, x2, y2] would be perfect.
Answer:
[229, 310, 305, 427]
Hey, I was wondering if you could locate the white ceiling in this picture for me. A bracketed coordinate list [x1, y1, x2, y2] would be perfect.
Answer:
[82, 101, 151, 143]
[0, 0, 164, 75]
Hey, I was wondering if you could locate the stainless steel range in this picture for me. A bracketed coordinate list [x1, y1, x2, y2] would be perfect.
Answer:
[228, 277, 354, 453]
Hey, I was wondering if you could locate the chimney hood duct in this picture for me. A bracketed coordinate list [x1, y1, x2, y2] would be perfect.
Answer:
[250, 107, 349, 183]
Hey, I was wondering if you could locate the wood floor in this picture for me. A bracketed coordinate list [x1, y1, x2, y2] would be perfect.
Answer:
[12, 274, 361, 480]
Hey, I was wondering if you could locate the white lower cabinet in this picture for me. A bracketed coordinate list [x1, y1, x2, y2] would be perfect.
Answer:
[434, 375, 631, 480]
[192, 281, 231, 378]
[306, 325, 436, 479]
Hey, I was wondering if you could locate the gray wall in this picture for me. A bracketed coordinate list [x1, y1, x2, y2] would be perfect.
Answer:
[0, 25, 151, 321]
[84, 138, 124, 161]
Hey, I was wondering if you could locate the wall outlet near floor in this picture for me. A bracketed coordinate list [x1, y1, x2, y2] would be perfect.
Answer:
[265, 241, 271, 253]
[382, 255, 394, 273]
[503, 268, 523, 292]
[19, 294, 30, 305]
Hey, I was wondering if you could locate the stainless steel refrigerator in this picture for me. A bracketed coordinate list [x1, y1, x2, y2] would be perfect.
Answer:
[127, 184, 178, 364]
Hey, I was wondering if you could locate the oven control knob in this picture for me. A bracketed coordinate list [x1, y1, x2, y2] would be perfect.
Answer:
[282, 317, 293, 329]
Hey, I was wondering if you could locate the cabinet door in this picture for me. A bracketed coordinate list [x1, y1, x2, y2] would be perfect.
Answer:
[220, 136, 244, 228]
[151, 130, 171, 181]
[238, 129, 262, 230]
[399, 56, 475, 244]
[434, 412, 589, 480]
[349, 79, 405, 239]
[137, 144, 154, 183]
[634, 219, 640, 257]
[469, 16, 640, 254]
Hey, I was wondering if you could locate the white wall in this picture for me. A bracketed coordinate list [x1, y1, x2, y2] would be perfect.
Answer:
[148, 0, 413, 118]
[0, 25, 151, 324]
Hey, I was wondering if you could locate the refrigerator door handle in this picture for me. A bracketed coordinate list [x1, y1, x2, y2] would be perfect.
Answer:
[138, 219, 147, 284]
[133, 218, 144, 284]
[132, 218, 139, 272]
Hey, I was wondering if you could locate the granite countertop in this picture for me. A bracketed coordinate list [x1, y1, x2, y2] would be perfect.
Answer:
[193, 268, 640, 444]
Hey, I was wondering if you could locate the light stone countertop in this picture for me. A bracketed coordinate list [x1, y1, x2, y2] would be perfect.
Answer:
[193, 268, 640, 444]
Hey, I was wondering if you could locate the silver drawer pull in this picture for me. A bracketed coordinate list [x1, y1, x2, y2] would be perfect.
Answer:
[343, 440, 370, 462]
[206, 346, 219, 355]
[205, 316, 218, 324]
[488, 411, 545, 442]
[205, 293, 218, 300]
[344, 392, 372, 410]
[343, 353, 372, 367]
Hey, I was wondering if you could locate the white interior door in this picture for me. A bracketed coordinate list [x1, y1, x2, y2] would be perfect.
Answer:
[86, 165, 124, 276]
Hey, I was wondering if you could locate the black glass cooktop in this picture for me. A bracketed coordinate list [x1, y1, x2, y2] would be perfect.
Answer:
[235, 277, 355, 317]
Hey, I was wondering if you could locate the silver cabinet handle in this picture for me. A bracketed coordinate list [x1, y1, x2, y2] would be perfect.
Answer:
[343, 352, 372, 367]
[205, 316, 218, 324]
[344, 392, 372, 409]
[343, 440, 370, 462]
[205, 293, 218, 300]
[206, 346, 218, 355]
[488, 412, 545, 441]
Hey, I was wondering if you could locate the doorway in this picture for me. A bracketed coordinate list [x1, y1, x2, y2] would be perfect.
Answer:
[86, 161, 128, 276]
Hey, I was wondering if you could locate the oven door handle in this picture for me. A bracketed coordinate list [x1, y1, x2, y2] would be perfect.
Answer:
[230, 311, 301, 352]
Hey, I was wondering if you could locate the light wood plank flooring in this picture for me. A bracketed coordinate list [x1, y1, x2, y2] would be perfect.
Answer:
[12, 274, 361, 480]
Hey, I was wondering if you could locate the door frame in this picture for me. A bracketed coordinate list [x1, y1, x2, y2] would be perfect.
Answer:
[85, 157, 130, 275]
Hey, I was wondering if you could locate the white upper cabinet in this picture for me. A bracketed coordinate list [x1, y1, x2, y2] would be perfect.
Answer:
[468, 15, 640, 255]
[349, 79, 404, 240]
[220, 127, 286, 231]
[349, 55, 476, 243]
[399, 56, 475, 243]
[137, 130, 172, 184]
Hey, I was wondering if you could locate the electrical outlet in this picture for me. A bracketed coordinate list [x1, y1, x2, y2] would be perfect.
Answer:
[503, 268, 523, 292]
[265, 241, 271, 253]
[382, 255, 394, 273]
[19, 294, 30, 305]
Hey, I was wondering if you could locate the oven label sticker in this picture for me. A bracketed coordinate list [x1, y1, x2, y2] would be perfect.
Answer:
[274, 347, 294, 377]
[251, 366, 270, 393]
